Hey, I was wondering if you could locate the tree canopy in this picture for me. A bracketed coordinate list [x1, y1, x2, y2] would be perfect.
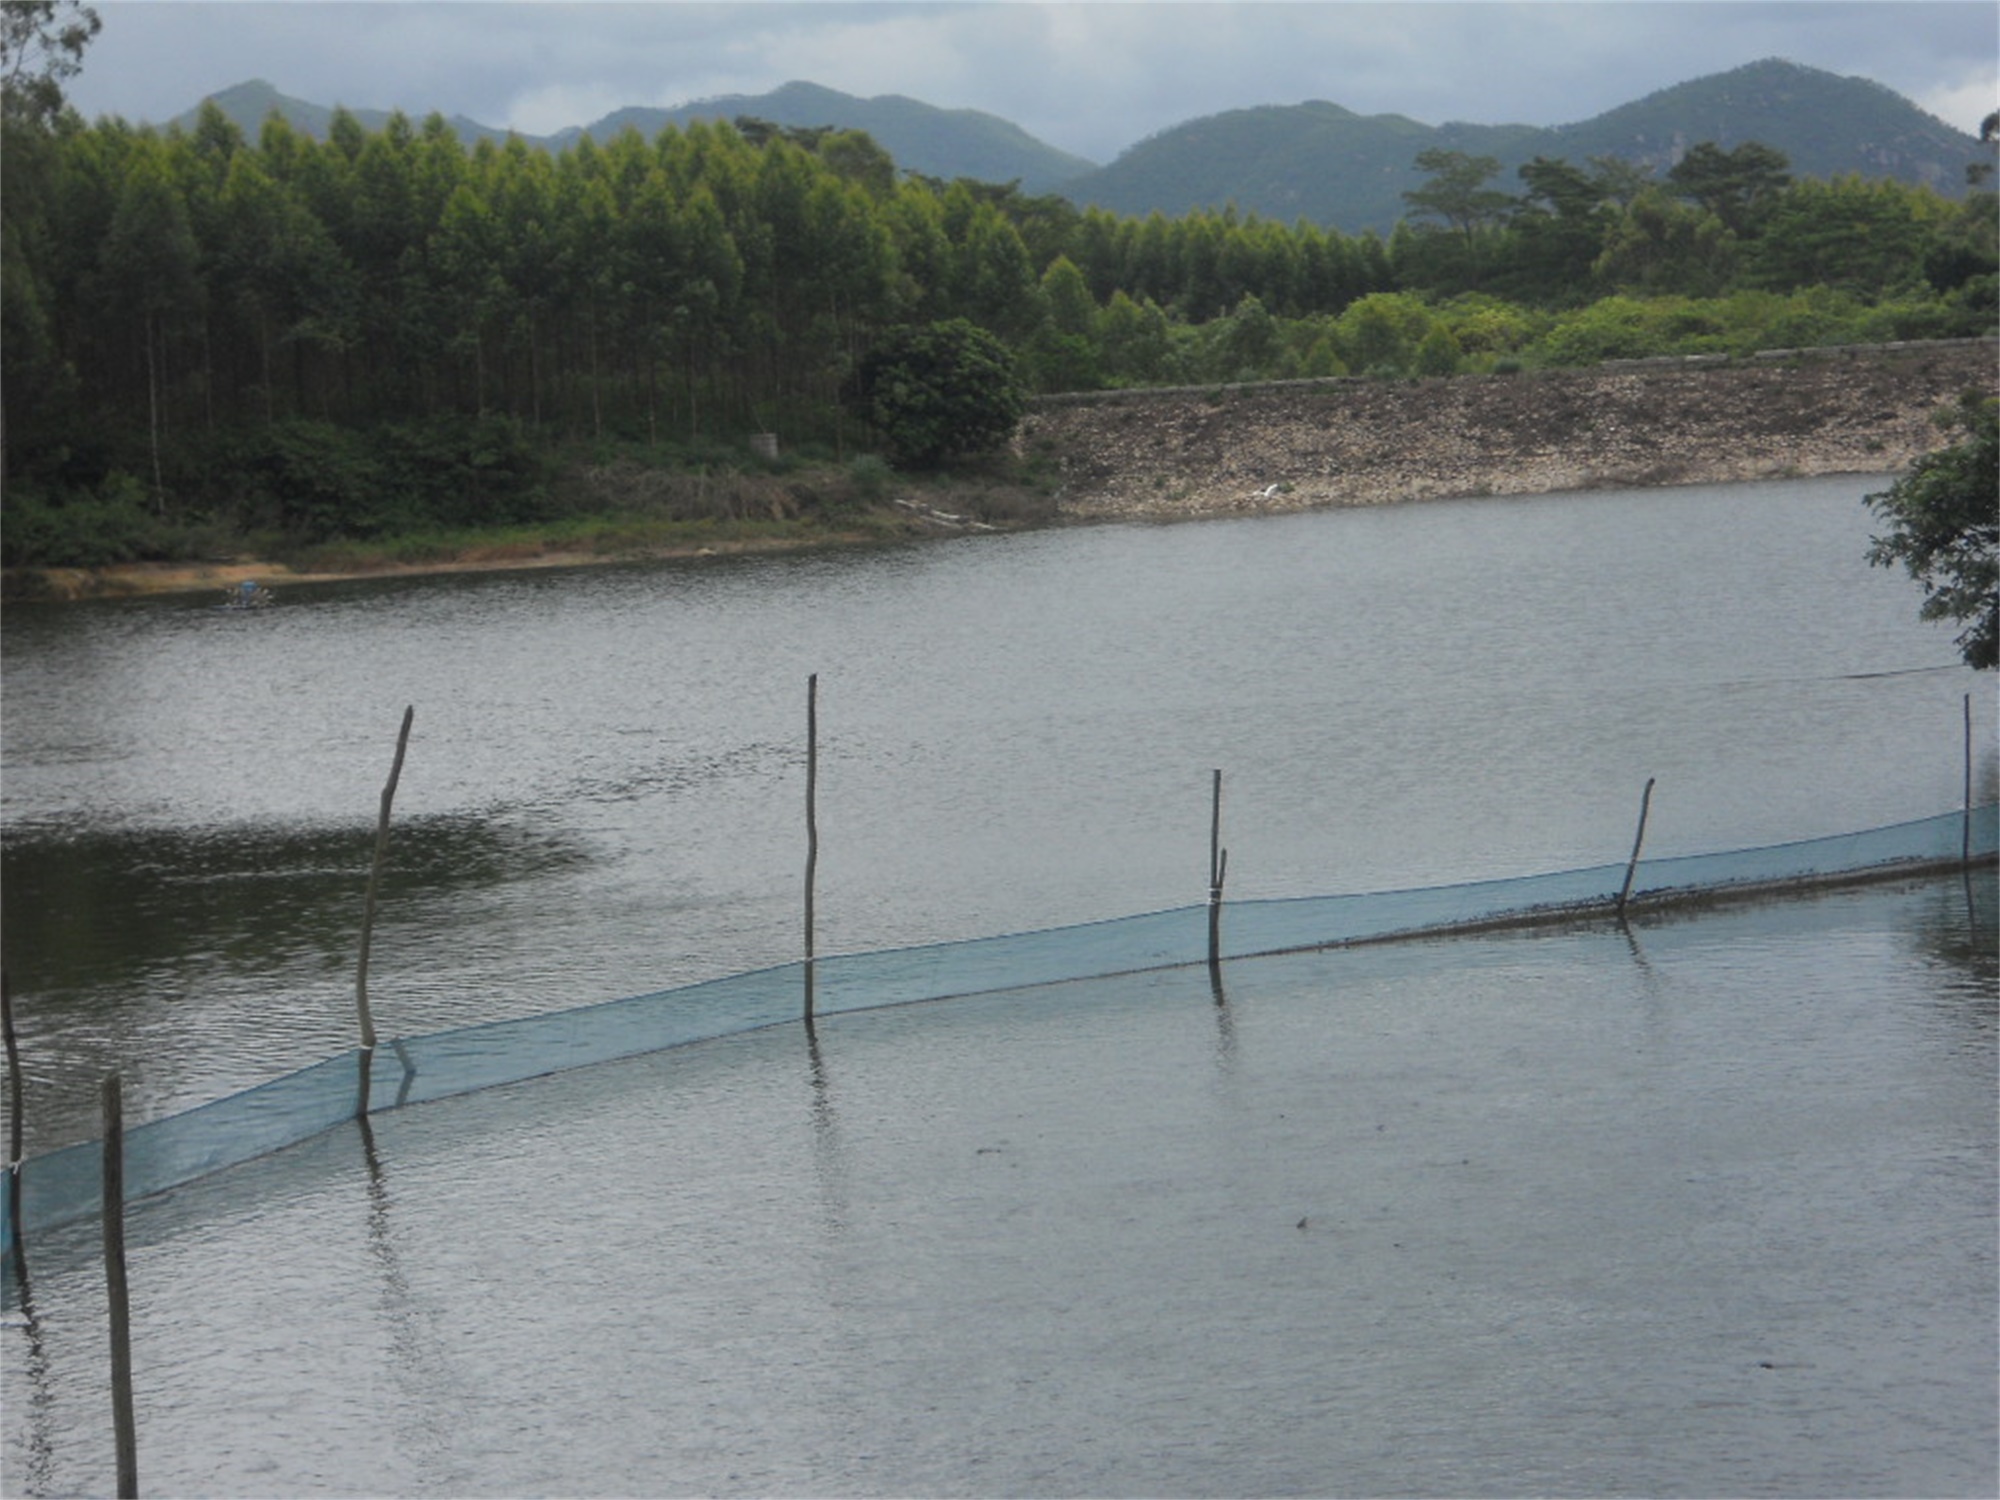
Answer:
[1, 0, 99, 124]
[851, 318, 1024, 466]
[1866, 393, 1999, 669]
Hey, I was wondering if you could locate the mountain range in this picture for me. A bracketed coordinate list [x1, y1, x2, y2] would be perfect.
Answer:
[180, 59, 1987, 235]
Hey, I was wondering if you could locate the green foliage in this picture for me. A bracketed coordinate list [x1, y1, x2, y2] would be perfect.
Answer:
[1865, 393, 1999, 669]
[0, 471, 158, 566]
[1335, 292, 1435, 376]
[1667, 141, 1792, 236]
[2, 91, 1991, 564]
[0, 0, 99, 126]
[1413, 323, 1464, 376]
[1399, 149, 1514, 288]
[1595, 188, 1739, 296]
[1094, 291, 1173, 386]
[844, 453, 896, 503]
[167, 415, 550, 544]
[1748, 175, 1935, 295]
[233, 418, 385, 536]
[852, 318, 1025, 467]
[1529, 295, 1713, 363]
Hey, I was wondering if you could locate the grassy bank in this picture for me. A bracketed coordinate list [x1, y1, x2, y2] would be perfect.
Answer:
[1, 456, 1065, 602]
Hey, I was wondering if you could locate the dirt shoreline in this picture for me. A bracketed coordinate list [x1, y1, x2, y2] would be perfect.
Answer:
[4, 532, 872, 603]
[10, 338, 1995, 602]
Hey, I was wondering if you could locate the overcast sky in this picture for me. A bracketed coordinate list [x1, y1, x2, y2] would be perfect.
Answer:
[62, 2, 1999, 164]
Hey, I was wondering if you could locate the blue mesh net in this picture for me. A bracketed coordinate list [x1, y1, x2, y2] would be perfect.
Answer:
[7, 804, 1993, 1251]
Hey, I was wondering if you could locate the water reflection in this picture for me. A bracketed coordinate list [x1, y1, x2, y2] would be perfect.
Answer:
[0, 814, 593, 1151]
[2, 1220, 53, 1495]
[3, 814, 589, 990]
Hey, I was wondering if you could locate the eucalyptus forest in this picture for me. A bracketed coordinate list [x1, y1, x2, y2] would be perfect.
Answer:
[3, 76, 1995, 567]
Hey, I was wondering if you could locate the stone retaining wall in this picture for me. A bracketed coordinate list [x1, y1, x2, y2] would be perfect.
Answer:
[1019, 339, 1998, 522]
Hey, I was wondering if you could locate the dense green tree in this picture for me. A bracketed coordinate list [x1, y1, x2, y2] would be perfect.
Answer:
[1022, 254, 1100, 391]
[1335, 291, 1433, 375]
[99, 138, 203, 502]
[1400, 148, 1514, 289]
[1, 0, 99, 466]
[1866, 393, 1998, 669]
[1403, 149, 1513, 241]
[213, 149, 349, 419]
[1748, 175, 1934, 294]
[1667, 141, 1791, 237]
[851, 317, 1024, 466]
[1094, 290, 1173, 386]
[1594, 186, 1738, 295]
[1211, 291, 1279, 378]
[950, 197, 1040, 336]
[1503, 156, 1616, 303]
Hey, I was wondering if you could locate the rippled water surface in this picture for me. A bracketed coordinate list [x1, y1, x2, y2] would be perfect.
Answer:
[5, 877, 1994, 1497]
[3, 477, 1996, 1494]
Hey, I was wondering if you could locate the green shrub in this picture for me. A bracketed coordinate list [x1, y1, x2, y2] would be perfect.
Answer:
[852, 319, 1026, 468]
[844, 454, 896, 503]
[0, 472, 162, 567]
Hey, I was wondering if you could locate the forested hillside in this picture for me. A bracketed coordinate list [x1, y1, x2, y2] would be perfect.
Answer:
[182, 78, 1098, 197]
[3, 89, 1994, 569]
[1059, 60, 1983, 230]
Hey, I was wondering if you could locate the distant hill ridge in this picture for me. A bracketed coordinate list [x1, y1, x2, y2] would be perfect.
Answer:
[176, 59, 1986, 233]
[547, 79, 1100, 194]
[1066, 60, 1984, 230]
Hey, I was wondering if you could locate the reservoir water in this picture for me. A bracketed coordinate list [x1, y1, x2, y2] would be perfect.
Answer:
[3, 475, 1996, 1494]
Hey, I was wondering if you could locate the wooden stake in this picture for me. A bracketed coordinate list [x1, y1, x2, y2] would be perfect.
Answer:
[1207, 769, 1227, 967]
[804, 674, 819, 1025]
[355, 706, 414, 1089]
[3, 971, 22, 1176]
[1964, 693, 1974, 869]
[101, 1074, 138, 1499]
[4, 970, 23, 1269]
[1616, 777, 1657, 920]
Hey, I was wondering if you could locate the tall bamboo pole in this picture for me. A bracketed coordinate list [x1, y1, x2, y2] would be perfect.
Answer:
[804, 675, 819, 1025]
[356, 712, 414, 1064]
[101, 1074, 138, 1499]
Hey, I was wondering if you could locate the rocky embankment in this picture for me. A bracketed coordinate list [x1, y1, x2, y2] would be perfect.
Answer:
[1020, 339, 1999, 522]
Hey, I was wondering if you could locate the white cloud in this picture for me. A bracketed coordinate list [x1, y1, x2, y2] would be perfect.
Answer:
[1918, 75, 1999, 136]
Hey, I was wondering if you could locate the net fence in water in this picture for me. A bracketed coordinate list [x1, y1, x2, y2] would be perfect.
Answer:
[6, 804, 1994, 1249]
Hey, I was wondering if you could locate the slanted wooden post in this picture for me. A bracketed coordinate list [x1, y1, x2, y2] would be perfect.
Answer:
[355, 706, 414, 1114]
[101, 1074, 138, 1499]
[1207, 769, 1228, 967]
[804, 674, 819, 1026]
[1616, 777, 1657, 920]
